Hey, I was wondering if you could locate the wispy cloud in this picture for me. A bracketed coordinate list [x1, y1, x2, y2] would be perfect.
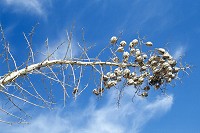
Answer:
[1, 89, 173, 133]
[37, 33, 80, 62]
[1, 0, 51, 16]
[173, 46, 186, 60]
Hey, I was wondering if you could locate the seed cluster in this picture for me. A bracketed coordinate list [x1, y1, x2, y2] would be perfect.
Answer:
[93, 36, 182, 97]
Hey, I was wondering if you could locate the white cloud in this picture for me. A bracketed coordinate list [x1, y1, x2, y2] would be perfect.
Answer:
[1, 89, 173, 133]
[1, 0, 50, 16]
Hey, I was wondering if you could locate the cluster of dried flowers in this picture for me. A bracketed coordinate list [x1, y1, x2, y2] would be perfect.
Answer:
[93, 36, 185, 97]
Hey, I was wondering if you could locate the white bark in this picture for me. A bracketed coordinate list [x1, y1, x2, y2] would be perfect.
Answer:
[0, 59, 137, 87]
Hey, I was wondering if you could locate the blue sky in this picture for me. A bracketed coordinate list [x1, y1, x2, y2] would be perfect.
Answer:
[0, 0, 200, 133]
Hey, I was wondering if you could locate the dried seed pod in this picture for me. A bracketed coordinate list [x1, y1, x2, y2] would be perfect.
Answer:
[123, 51, 130, 58]
[106, 72, 112, 77]
[107, 80, 117, 88]
[133, 76, 138, 82]
[110, 73, 117, 79]
[162, 62, 170, 68]
[135, 49, 141, 56]
[166, 78, 172, 83]
[144, 86, 150, 91]
[120, 41, 126, 47]
[154, 84, 160, 90]
[168, 59, 177, 67]
[173, 67, 180, 73]
[166, 66, 173, 72]
[93, 89, 99, 95]
[123, 58, 129, 63]
[123, 68, 131, 78]
[129, 39, 138, 48]
[117, 76, 122, 82]
[149, 55, 157, 62]
[159, 58, 165, 63]
[171, 74, 176, 79]
[73, 87, 78, 95]
[113, 57, 119, 63]
[146, 41, 153, 46]
[138, 62, 145, 67]
[141, 92, 148, 97]
[163, 52, 172, 60]
[153, 69, 160, 74]
[151, 60, 158, 66]
[117, 46, 124, 52]
[130, 48, 136, 54]
[127, 79, 134, 85]
[114, 68, 122, 76]
[141, 72, 149, 77]
[156, 48, 166, 55]
[136, 56, 143, 63]
[103, 75, 109, 81]
[131, 72, 136, 77]
[140, 66, 147, 71]
[98, 88, 104, 93]
[143, 54, 148, 59]
[121, 62, 127, 68]
[138, 77, 144, 83]
[167, 72, 173, 77]
[110, 36, 118, 44]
